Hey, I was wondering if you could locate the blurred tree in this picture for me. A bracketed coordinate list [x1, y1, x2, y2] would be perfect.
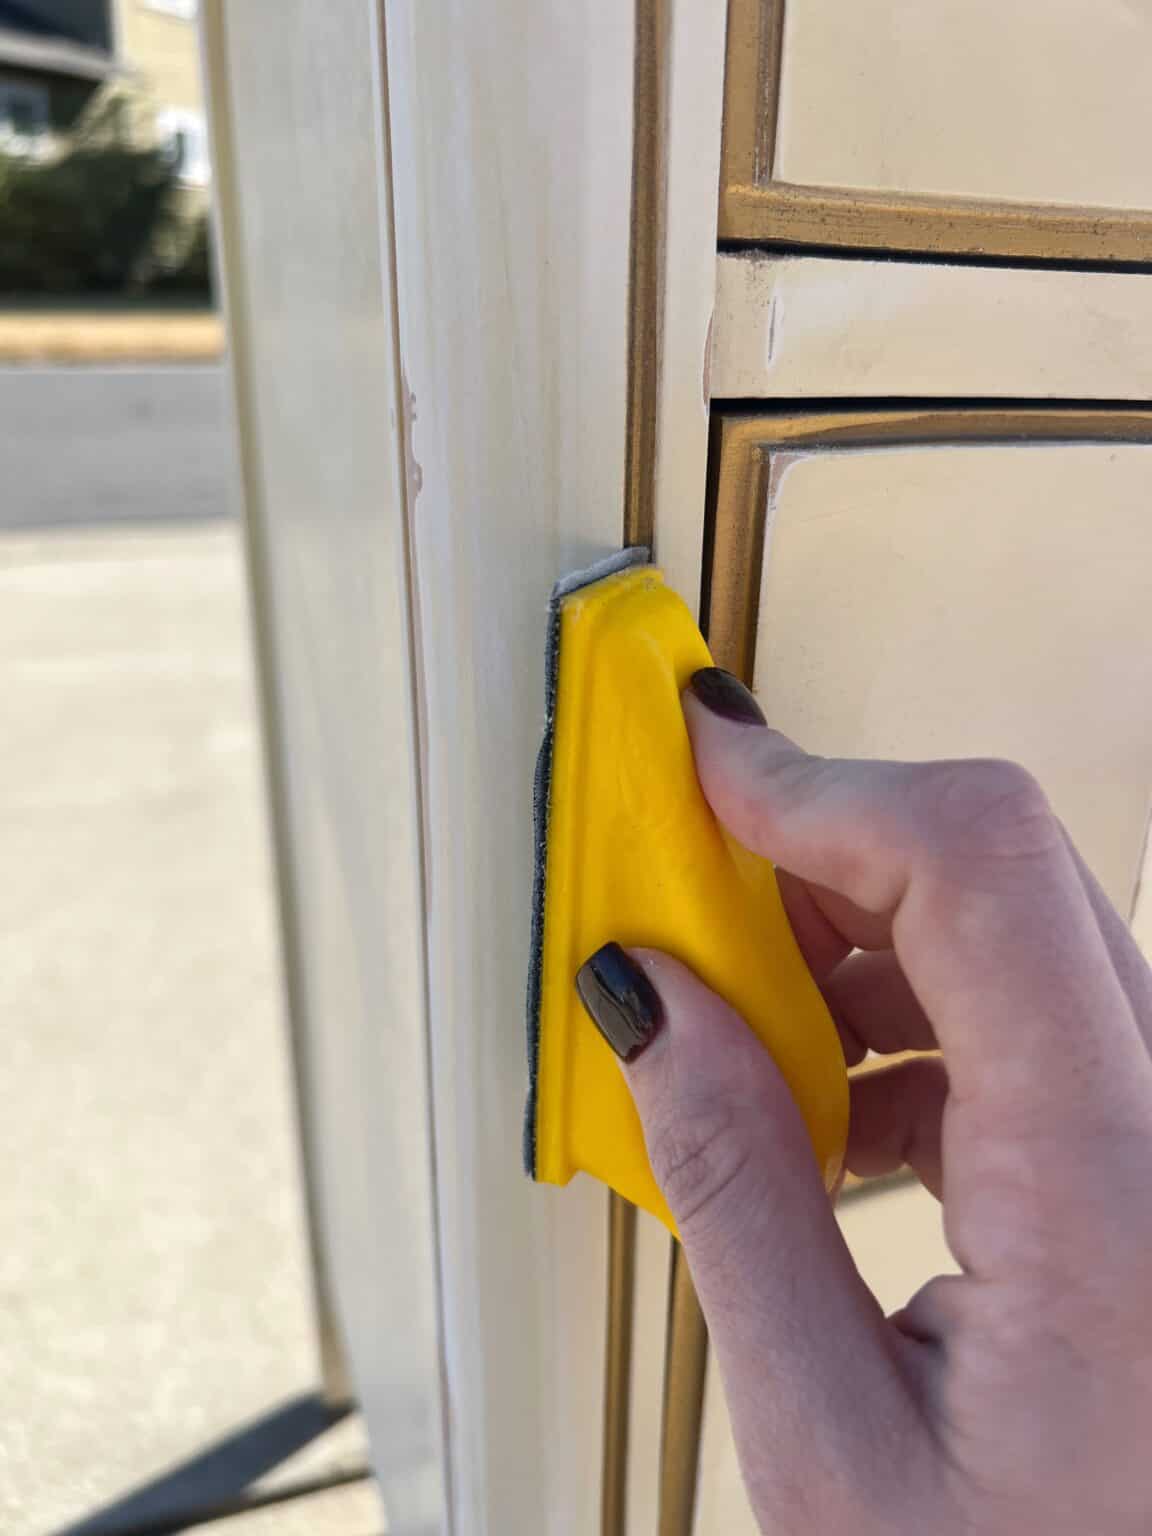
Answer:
[0, 97, 211, 297]
[151, 212, 213, 295]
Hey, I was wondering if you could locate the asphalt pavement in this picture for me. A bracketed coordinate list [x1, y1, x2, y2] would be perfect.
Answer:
[0, 362, 378, 1533]
[0, 365, 233, 528]
[0, 522, 378, 1535]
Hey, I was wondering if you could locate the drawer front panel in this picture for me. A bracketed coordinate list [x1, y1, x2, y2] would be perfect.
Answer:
[719, 0, 1152, 259]
[711, 254, 1152, 403]
[708, 414, 1152, 912]
[777, 0, 1152, 210]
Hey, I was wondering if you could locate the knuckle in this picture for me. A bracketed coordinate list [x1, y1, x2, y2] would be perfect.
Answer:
[910, 758, 1060, 864]
[741, 743, 833, 829]
[646, 1092, 752, 1231]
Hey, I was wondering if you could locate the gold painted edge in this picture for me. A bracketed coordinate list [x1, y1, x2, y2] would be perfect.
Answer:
[657, 1245, 710, 1536]
[719, 181, 1152, 262]
[717, 406, 1152, 451]
[708, 406, 1152, 698]
[706, 415, 769, 684]
[624, 0, 672, 549]
[610, 4, 676, 1530]
[719, 0, 1152, 262]
[601, 1194, 638, 1536]
[718, 0, 783, 201]
[839, 1167, 918, 1201]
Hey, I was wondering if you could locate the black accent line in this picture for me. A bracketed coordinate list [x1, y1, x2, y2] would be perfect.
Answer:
[711, 396, 1152, 416]
[718, 239, 1152, 277]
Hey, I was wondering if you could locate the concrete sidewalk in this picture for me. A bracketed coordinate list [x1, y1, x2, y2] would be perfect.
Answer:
[0, 523, 380, 1534]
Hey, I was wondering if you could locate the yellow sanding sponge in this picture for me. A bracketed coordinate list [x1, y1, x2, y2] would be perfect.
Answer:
[524, 550, 848, 1232]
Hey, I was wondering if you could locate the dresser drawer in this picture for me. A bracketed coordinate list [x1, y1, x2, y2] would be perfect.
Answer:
[711, 253, 1152, 402]
[720, 0, 1152, 260]
[707, 411, 1152, 912]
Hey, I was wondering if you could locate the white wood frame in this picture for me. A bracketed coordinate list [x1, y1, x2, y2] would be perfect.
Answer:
[654, 4, 729, 611]
[382, 6, 630, 1532]
[632, 6, 729, 1531]
[206, 1, 729, 1532]
[202, 3, 449, 1529]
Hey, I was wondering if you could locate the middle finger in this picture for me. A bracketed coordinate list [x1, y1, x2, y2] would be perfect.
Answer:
[823, 949, 938, 1063]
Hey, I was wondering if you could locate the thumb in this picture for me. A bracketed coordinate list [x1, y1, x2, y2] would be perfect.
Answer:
[575, 943, 913, 1501]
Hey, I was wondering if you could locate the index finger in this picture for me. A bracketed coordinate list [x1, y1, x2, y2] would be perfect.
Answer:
[683, 676, 1152, 1149]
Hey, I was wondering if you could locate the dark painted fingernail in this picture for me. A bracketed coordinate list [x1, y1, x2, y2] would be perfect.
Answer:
[687, 667, 766, 725]
[575, 942, 664, 1062]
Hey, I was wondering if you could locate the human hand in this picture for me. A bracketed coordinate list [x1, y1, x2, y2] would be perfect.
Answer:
[575, 667, 1152, 1534]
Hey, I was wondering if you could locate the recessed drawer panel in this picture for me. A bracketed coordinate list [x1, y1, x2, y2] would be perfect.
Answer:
[720, 0, 1152, 260]
[708, 413, 1152, 912]
[779, 0, 1151, 209]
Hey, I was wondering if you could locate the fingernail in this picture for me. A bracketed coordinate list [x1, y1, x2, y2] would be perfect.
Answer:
[575, 942, 664, 1062]
[687, 667, 766, 725]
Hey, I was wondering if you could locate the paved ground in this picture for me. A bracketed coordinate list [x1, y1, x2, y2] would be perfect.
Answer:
[0, 366, 232, 529]
[0, 523, 379, 1535]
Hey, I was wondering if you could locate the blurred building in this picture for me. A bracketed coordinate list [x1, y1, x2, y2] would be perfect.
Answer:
[0, 2, 116, 153]
[0, 0, 207, 186]
[114, 0, 207, 187]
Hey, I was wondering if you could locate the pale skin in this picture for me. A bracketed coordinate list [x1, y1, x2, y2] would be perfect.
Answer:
[620, 684, 1152, 1534]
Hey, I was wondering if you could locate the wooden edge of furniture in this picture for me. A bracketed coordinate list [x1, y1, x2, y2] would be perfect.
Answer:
[200, 0, 354, 1411]
[624, 0, 671, 550]
[657, 1244, 710, 1536]
[707, 407, 1152, 684]
[615, 6, 713, 1534]
[603, 0, 668, 1518]
[718, 0, 1152, 262]
[602, 1193, 638, 1536]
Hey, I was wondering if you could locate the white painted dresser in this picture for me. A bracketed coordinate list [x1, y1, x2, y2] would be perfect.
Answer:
[202, 2, 1152, 1531]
